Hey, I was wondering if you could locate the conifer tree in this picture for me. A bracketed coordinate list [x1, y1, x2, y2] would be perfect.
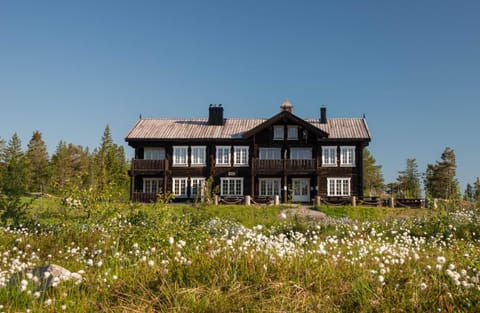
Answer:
[1, 133, 29, 195]
[464, 183, 474, 202]
[362, 148, 384, 197]
[396, 158, 421, 198]
[93, 125, 129, 196]
[50, 141, 91, 192]
[474, 177, 480, 203]
[0, 137, 4, 192]
[26, 130, 50, 193]
[424, 147, 459, 199]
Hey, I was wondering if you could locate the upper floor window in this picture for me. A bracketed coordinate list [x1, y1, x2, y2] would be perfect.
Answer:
[172, 177, 188, 198]
[322, 146, 337, 166]
[327, 178, 351, 196]
[290, 147, 312, 160]
[340, 146, 355, 167]
[273, 126, 284, 140]
[287, 126, 298, 140]
[259, 148, 281, 160]
[173, 146, 188, 166]
[234, 146, 249, 166]
[191, 146, 206, 166]
[144, 148, 165, 160]
[216, 146, 231, 166]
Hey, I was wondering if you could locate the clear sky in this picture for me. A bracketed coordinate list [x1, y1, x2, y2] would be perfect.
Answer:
[1, 0, 479, 192]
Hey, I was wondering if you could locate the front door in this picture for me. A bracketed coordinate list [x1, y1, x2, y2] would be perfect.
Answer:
[292, 178, 310, 202]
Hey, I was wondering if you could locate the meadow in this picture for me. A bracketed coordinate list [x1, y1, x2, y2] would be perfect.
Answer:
[0, 197, 479, 312]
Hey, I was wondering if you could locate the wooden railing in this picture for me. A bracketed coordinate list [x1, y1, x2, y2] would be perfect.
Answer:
[253, 159, 316, 170]
[132, 192, 158, 203]
[131, 159, 165, 171]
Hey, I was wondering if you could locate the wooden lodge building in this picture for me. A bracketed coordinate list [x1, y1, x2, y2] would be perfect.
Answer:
[125, 100, 371, 203]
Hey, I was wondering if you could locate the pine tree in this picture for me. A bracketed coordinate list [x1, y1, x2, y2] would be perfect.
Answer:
[362, 148, 384, 197]
[26, 130, 50, 193]
[1, 133, 29, 195]
[50, 141, 91, 192]
[424, 147, 459, 199]
[397, 158, 421, 198]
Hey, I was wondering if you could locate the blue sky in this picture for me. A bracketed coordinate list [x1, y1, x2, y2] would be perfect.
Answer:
[1, 0, 479, 192]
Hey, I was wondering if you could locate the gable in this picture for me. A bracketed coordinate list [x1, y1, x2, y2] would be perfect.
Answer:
[242, 111, 329, 139]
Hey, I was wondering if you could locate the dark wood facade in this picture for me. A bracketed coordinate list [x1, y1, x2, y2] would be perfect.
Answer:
[126, 102, 371, 203]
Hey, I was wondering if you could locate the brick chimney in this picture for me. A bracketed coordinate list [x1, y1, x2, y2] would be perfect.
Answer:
[208, 104, 224, 125]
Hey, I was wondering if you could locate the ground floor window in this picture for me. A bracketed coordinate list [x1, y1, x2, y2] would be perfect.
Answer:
[327, 178, 351, 196]
[172, 177, 188, 198]
[259, 178, 281, 197]
[143, 178, 162, 193]
[190, 177, 206, 198]
[220, 177, 243, 196]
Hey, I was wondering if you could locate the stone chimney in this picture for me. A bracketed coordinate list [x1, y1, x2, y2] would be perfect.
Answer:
[280, 99, 293, 113]
[320, 106, 327, 124]
[208, 104, 224, 125]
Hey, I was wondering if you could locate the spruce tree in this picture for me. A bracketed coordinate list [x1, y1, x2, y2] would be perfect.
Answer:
[464, 183, 474, 202]
[26, 130, 50, 193]
[362, 148, 384, 197]
[1, 133, 29, 196]
[94, 125, 129, 196]
[397, 158, 421, 198]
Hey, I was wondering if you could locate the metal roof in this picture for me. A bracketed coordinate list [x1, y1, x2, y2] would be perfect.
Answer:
[125, 117, 371, 141]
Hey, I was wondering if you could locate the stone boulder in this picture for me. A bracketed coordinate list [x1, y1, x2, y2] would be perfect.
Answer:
[9, 264, 82, 291]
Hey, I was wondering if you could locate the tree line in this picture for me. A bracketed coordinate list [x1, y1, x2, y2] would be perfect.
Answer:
[1, 127, 478, 204]
[0, 125, 129, 200]
[363, 147, 480, 202]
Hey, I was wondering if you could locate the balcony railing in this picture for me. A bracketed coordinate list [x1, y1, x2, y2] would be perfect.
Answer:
[131, 159, 165, 171]
[132, 192, 158, 203]
[254, 159, 316, 170]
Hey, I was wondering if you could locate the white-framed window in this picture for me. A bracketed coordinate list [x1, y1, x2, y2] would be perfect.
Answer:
[273, 126, 284, 140]
[173, 146, 188, 166]
[234, 146, 249, 166]
[322, 146, 337, 166]
[327, 178, 351, 196]
[216, 146, 231, 166]
[190, 177, 206, 198]
[144, 148, 165, 160]
[287, 126, 298, 140]
[259, 148, 281, 160]
[191, 146, 206, 166]
[220, 177, 243, 196]
[340, 146, 355, 167]
[258, 178, 281, 197]
[172, 177, 188, 198]
[290, 147, 312, 160]
[143, 178, 162, 193]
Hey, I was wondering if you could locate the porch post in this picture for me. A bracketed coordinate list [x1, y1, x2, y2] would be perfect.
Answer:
[283, 175, 288, 203]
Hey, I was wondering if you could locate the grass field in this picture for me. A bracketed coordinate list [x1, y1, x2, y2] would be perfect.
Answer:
[0, 197, 479, 312]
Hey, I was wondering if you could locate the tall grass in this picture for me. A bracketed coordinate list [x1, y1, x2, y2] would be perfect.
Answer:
[0, 200, 479, 312]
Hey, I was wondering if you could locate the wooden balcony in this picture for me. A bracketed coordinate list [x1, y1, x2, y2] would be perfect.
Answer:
[253, 159, 317, 171]
[131, 159, 166, 171]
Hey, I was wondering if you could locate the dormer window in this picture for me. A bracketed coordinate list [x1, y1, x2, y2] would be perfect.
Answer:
[273, 126, 284, 140]
[287, 126, 298, 140]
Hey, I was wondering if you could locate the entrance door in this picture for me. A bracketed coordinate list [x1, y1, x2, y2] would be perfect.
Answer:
[292, 178, 310, 202]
